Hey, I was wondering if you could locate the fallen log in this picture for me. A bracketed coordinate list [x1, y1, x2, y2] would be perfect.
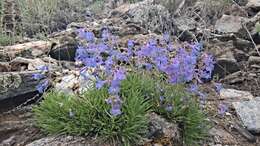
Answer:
[0, 40, 53, 61]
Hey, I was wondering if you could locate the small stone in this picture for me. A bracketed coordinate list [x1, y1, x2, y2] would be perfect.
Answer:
[209, 127, 237, 145]
[214, 58, 240, 78]
[248, 56, 260, 65]
[247, 0, 260, 10]
[215, 15, 244, 34]
[147, 113, 180, 144]
[220, 89, 253, 102]
[54, 74, 78, 95]
[233, 97, 260, 133]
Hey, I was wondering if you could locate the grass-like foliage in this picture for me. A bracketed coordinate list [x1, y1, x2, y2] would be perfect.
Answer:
[17, 0, 88, 37]
[33, 73, 152, 145]
[153, 83, 209, 146]
[33, 72, 209, 145]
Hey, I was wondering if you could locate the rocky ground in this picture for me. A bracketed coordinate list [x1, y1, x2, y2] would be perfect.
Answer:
[1, 0, 260, 145]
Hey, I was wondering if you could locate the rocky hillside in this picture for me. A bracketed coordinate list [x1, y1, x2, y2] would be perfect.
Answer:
[1, 0, 260, 145]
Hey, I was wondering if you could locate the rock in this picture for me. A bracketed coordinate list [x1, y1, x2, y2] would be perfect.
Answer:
[26, 135, 111, 146]
[120, 0, 176, 34]
[54, 74, 78, 95]
[0, 62, 11, 72]
[248, 56, 260, 65]
[234, 49, 250, 62]
[209, 127, 237, 145]
[233, 123, 256, 142]
[49, 36, 78, 61]
[0, 71, 43, 112]
[54, 71, 94, 95]
[215, 15, 244, 34]
[221, 71, 245, 84]
[209, 40, 240, 77]
[1, 40, 53, 61]
[8, 57, 58, 72]
[220, 89, 254, 102]
[214, 58, 240, 78]
[247, 0, 260, 11]
[233, 38, 253, 53]
[233, 97, 260, 133]
[0, 106, 43, 145]
[147, 113, 180, 144]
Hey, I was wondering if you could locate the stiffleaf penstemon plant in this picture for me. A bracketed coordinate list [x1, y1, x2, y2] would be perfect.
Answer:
[75, 28, 216, 116]
[32, 65, 50, 93]
[75, 28, 132, 116]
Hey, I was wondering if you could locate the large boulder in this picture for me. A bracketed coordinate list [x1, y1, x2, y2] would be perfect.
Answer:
[233, 97, 260, 133]
[116, 0, 176, 34]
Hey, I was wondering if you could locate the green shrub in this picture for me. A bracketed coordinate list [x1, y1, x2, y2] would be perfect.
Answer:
[17, 0, 88, 37]
[33, 73, 152, 145]
[153, 82, 209, 146]
[33, 72, 209, 145]
[0, 33, 16, 46]
[88, 0, 105, 14]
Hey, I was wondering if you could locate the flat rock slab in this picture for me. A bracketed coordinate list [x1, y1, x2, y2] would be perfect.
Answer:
[233, 97, 260, 133]
[0, 71, 42, 112]
[247, 0, 260, 9]
[220, 89, 254, 102]
[215, 15, 244, 34]
[209, 127, 237, 145]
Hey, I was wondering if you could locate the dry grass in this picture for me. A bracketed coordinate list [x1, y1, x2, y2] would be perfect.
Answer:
[17, 0, 88, 37]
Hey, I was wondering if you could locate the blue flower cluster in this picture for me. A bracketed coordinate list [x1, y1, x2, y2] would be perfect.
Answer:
[32, 65, 49, 93]
[75, 29, 216, 116]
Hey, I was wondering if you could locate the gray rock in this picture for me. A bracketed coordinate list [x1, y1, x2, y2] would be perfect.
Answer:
[54, 71, 95, 95]
[0, 71, 43, 112]
[233, 38, 253, 53]
[248, 56, 260, 65]
[55, 74, 78, 95]
[220, 88, 254, 102]
[215, 15, 244, 34]
[147, 112, 180, 144]
[214, 58, 240, 78]
[209, 127, 237, 145]
[124, 0, 176, 34]
[26, 135, 106, 146]
[247, 0, 260, 10]
[233, 97, 260, 133]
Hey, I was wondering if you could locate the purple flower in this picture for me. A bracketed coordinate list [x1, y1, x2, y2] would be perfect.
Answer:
[144, 63, 153, 70]
[218, 103, 228, 117]
[32, 73, 45, 80]
[77, 28, 86, 39]
[113, 68, 126, 81]
[215, 83, 223, 93]
[188, 84, 199, 94]
[159, 96, 165, 103]
[79, 67, 89, 80]
[190, 42, 202, 57]
[82, 57, 97, 67]
[75, 46, 88, 61]
[96, 79, 106, 89]
[102, 29, 110, 41]
[109, 80, 121, 95]
[165, 104, 173, 111]
[110, 103, 122, 116]
[106, 96, 122, 116]
[37, 65, 49, 72]
[200, 53, 215, 80]
[128, 40, 135, 48]
[154, 55, 168, 69]
[163, 33, 170, 43]
[36, 80, 49, 93]
[85, 31, 95, 42]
